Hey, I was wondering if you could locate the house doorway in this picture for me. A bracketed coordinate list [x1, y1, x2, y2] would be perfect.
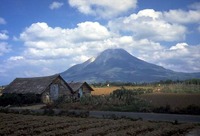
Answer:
[50, 84, 59, 100]
[78, 88, 83, 98]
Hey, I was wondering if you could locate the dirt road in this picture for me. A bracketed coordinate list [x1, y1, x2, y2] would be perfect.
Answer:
[90, 111, 200, 123]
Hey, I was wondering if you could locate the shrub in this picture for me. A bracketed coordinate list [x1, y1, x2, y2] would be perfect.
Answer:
[0, 93, 41, 106]
[0, 94, 21, 106]
[55, 88, 152, 112]
[20, 93, 41, 104]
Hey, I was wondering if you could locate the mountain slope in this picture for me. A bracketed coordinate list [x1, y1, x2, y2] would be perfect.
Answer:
[61, 48, 200, 82]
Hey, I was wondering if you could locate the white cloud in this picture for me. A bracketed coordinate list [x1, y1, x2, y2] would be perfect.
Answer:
[140, 43, 200, 72]
[170, 43, 188, 50]
[68, 0, 137, 18]
[8, 56, 24, 61]
[0, 42, 11, 56]
[20, 22, 111, 45]
[49, 1, 64, 10]
[108, 9, 187, 42]
[18, 22, 112, 64]
[0, 32, 9, 40]
[164, 9, 200, 24]
[0, 17, 6, 25]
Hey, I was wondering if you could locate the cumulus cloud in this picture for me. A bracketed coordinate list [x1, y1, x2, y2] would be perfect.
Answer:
[68, 0, 137, 18]
[164, 9, 200, 24]
[20, 22, 111, 45]
[170, 43, 188, 50]
[108, 9, 187, 42]
[8, 56, 24, 61]
[0, 42, 11, 56]
[0, 17, 6, 25]
[0, 31, 9, 40]
[18, 21, 113, 65]
[49, 1, 64, 10]
[139, 43, 200, 72]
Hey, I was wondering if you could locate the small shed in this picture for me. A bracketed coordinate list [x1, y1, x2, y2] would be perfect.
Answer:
[2, 74, 73, 104]
[68, 82, 94, 99]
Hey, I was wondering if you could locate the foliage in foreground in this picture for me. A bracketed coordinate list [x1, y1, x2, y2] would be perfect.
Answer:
[57, 87, 152, 112]
[0, 93, 41, 106]
[56, 87, 200, 114]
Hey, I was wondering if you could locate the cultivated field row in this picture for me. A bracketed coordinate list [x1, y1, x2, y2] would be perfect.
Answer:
[0, 113, 198, 136]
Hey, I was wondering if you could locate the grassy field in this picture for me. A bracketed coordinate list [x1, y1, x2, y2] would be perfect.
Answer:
[0, 113, 198, 136]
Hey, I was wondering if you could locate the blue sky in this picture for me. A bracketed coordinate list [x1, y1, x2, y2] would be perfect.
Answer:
[0, 0, 200, 85]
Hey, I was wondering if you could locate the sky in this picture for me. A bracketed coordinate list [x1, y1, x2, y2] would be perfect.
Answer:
[0, 0, 200, 85]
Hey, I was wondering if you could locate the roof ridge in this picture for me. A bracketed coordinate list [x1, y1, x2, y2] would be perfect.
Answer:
[15, 74, 60, 80]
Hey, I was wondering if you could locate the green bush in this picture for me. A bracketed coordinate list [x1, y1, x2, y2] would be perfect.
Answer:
[0, 94, 21, 106]
[54, 87, 152, 112]
[78, 88, 152, 112]
[111, 87, 153, 98]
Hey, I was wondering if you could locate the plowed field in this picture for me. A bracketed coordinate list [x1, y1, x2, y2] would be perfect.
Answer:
[0, 113, 197, 136]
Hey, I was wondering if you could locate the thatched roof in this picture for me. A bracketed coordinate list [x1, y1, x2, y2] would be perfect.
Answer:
[3, 74, 71, 94]
[68, 82, 94, 92]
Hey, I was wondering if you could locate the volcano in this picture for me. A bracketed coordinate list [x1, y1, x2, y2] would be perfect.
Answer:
[61, 48, 200, 83]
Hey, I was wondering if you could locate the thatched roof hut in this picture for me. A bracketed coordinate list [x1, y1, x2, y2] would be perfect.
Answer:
[3, 74, 73, 103]
[68, 82, 94, 98]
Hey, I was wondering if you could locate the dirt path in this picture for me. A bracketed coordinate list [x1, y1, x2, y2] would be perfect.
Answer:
[89, 111, 200, 123]
[3, 105, 200, 123]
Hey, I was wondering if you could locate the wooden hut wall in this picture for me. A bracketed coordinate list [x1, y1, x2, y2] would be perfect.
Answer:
[41, 77, 72, 104]
[82, 83, 93, 95]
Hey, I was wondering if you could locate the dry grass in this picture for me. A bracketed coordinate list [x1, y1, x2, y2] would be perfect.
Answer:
[91, 87, 120, 95]
[91, 86, 155, 95]
[140, 92, 200, 109]
[0, 113, 197, 136]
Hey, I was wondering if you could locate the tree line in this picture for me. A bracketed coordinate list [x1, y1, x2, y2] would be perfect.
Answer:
[91, 78, 200, 87]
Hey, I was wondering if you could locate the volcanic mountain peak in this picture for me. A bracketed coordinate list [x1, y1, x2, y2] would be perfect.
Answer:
[61, 48, 200, 83]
